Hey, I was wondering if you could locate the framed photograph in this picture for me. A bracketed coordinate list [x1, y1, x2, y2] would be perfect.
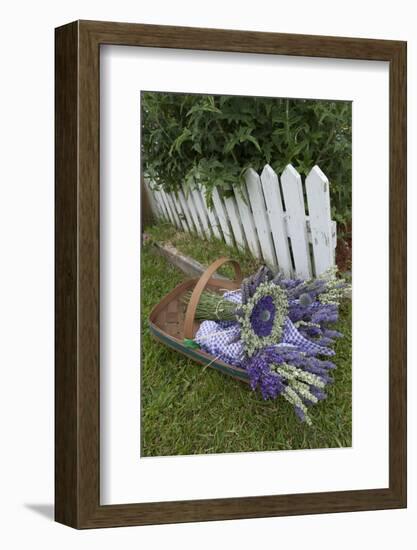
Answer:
[55, 20, 406, 528]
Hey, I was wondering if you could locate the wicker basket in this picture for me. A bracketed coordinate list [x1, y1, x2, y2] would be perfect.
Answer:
[148, 257, 249, 383]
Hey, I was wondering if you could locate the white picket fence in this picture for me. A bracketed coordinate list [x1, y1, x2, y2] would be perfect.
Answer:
[145, 164, 336, 279]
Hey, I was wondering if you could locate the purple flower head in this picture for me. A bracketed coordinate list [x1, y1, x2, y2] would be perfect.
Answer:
[239, 282, 288, 357]
[250, 295, 276, 337]
[299, 292, 313, 307]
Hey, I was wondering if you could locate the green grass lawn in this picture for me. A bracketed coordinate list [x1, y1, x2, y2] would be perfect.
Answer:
[141, 227, 352, 457]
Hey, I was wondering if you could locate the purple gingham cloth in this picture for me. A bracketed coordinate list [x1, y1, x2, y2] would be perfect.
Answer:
[195, 290, 334, 366]
[281, 318, 335, 356]
[195, 321, 244, 366]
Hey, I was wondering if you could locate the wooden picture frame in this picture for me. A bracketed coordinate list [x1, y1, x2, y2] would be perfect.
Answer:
[55, 20, 407, 529]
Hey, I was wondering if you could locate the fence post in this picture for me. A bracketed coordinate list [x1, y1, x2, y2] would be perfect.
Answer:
[212, 188, 234, 247]
[260, 165, 293, 277]
[165, 192, 182, 229]
[199, 185, 223, 240]
[178, 189, 196, 233]
[245, 168, 277, 268]
[160, 189, 176, 226]
[185, 190, 205, 239]
[305, 166, 334, 276]
[280, 164, 312, 279]
[234, 185, 262, 260]
[171, 192, 189, 232]
[223, 195, 247, 251]
[191, 187, 212, 239]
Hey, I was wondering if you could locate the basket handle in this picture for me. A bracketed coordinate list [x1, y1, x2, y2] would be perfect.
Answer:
[183, 257, 243, 339]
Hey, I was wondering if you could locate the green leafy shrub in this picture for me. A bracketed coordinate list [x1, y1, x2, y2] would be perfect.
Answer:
[141, 92, 352, 228]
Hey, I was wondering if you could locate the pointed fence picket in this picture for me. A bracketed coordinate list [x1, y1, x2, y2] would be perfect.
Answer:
[191, 187, 212, 239]
[260, 165, 293, 278]
[212, 188, 234, 247]
[305, 166, 334, 276]
[153, 188, 169, 221]
[146, 163, 337, 278]
[234, 185, 261, 260]
[165, 192, 181, 229]
[160, 190, 175, 226]
[281, 165, 312, 279]
[185, 191, 205, 239]
[171, 192, 189, 232]
[178, 189, 195, 233]
[200, 185, 222, 240]
[223, 195, 246, 252]
[245, 168, 277, 268]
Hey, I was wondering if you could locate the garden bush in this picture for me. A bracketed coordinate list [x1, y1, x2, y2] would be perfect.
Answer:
[141, 92, 352, 228]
